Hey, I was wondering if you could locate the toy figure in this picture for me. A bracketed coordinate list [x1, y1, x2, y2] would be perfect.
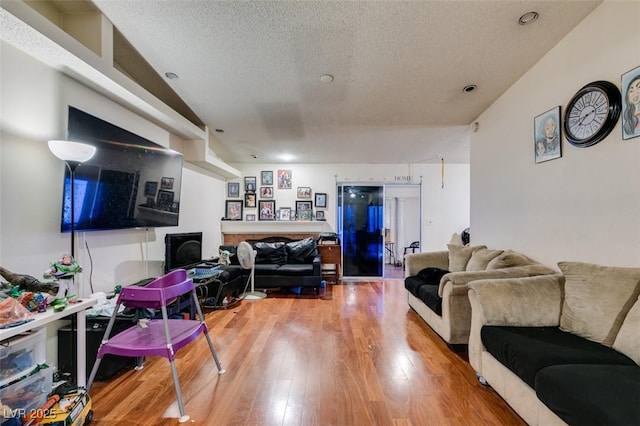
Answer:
[43, 254, 82, 298]
[218, 249, 231, 266]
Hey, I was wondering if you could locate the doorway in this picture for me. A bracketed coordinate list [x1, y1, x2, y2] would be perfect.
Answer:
[337, 185, 384, 277]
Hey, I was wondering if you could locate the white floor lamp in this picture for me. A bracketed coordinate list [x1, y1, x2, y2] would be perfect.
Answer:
[48, 140, 96, 296]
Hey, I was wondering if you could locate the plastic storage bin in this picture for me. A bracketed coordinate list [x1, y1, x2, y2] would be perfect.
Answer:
[0, 328, 46, 385]
[0, 366, 53, 417]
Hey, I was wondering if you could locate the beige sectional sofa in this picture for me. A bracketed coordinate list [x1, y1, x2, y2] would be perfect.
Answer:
[468, 262, 640, 426]
[404, 245, 555, 345]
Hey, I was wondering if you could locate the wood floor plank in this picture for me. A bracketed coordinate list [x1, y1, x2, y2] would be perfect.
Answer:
[88, 274, 525, 425]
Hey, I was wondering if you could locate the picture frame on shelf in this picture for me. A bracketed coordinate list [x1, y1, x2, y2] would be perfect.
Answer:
[144, 181, 158, 197]
[227, 182, 240, 198]
[244, 192, 256, 208]
[246, 214, 256, 221]
[297, 209, 312, 221]
[160, 177, 174, 190]
[225, 200, 243, 220]
[261, 170, 273, 185]
[622, 65, 640, 140]
[297, 186, 311, 198]
[315, 210, 326, 221]
[244, 176, 257, 193]
[277, 170, 292, 189]
[157, 190, 174, 208]
[260, 186, 273, 198]
[534, 106, 561, 164]
[296, 200, 312, 211]
[259, 200, 276, 220]
[278, 207, 291, 221]
[170, 202, 180, 213]
[315, 192, 327, 208]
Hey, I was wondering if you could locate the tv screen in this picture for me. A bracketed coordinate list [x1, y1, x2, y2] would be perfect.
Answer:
[164, 232, 202, 272]
[61, 107, 183, 232]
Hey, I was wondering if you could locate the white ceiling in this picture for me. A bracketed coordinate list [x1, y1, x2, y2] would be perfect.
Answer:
[90, 0, 601, 164]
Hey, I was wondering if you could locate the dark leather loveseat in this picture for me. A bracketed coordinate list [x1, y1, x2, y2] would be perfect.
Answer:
[220, 236, 323, 294]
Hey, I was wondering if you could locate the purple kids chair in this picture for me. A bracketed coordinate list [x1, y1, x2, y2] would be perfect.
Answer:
[86, 269, 225, 422]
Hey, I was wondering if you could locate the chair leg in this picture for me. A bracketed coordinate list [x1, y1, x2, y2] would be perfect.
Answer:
[168, 358, 190, 423]
[191, 291, 225, 374]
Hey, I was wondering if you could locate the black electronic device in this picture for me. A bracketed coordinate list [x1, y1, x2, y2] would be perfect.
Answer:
[59, 106, 184, 232]
[164, 232, 203, 272]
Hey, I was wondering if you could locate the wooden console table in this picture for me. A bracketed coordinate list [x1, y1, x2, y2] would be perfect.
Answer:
[318, 243, 341, 284]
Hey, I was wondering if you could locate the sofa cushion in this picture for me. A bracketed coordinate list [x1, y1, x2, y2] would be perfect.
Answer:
[285, 238, 318, 264]
[613, 295, 640, 365]
[485, 250, 532, 270]
[447, 244, 485, 272]
[417, 284, 442, 316]
[268, 264, 315, 276]
[254, 242, 287, 265]
[481, 325, 636, 388]
[558, 261, 640, 347]
[466, 248, 503, 271]
[404, 267, 449, 297]
[535, 364, 640, 426]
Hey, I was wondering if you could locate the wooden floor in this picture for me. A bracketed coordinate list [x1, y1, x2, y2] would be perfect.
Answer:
[88, 272, 525, 425]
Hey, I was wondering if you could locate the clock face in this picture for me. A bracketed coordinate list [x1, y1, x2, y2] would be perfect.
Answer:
[564, 81, 621, 148]
[566, 89, 609, 140]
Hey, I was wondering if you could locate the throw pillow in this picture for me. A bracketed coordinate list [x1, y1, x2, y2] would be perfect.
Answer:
[486, 250, 533, 270]
[466, 248, 504, 271]
[285, 238, 318, 264]
[612, 295, 640, 365]
[254, 242, 287, 265]
[447, 244, 486, 272]
[559, 261, 640, 347]
[417, 267, 450, 285]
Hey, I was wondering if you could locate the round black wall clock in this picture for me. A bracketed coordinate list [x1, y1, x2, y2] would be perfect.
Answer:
[564, 80, 621, 148]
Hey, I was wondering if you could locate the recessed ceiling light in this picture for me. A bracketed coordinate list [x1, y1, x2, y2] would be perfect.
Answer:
[519, 11, 539, 25]
[280, 153, 294, 161]
[164, 72, 179, 80]
[215, 128, 224, 133]
[463, 84, 477, 93]
[320, 74, 334, 83]
[250, 154, 258, 159]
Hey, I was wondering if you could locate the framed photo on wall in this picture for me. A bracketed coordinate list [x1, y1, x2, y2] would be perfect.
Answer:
[622, 65, 640, 140]
[296, 200, 312, 211]
[315, 192, 327, 208]
[277, 170, 292, 189]
[244, 192, 256, 208]
[261, 170, 273, 185]
[260, 186, 273, 198]
[315, 210, 325, 221]
[534, 106, 562, 164]
[244, 176, 257, 193]
[297, 187, 311, 198]
[227, 182, 240, 198]
[246, 214, 256, 221]
[225, 200, 243, 220]
[259, 200, 276, 220]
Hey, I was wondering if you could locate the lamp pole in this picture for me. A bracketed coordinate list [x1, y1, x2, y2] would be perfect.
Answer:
[66, 161, 81, 259]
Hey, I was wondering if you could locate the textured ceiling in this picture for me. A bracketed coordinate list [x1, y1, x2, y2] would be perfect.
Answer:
[91, 0, 601, 164]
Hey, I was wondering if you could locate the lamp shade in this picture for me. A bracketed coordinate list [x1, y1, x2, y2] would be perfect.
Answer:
[48, 140, 96, 163]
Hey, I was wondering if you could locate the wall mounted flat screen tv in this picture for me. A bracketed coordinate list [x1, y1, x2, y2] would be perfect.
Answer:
[61, 106, 183, 232]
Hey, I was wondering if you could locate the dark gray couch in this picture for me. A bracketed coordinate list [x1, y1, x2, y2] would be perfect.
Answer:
[221, 237, 323, 294]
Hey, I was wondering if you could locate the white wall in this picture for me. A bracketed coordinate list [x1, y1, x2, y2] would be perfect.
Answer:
[0, 42, 226, 294]
[471, 1, 640, 268]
